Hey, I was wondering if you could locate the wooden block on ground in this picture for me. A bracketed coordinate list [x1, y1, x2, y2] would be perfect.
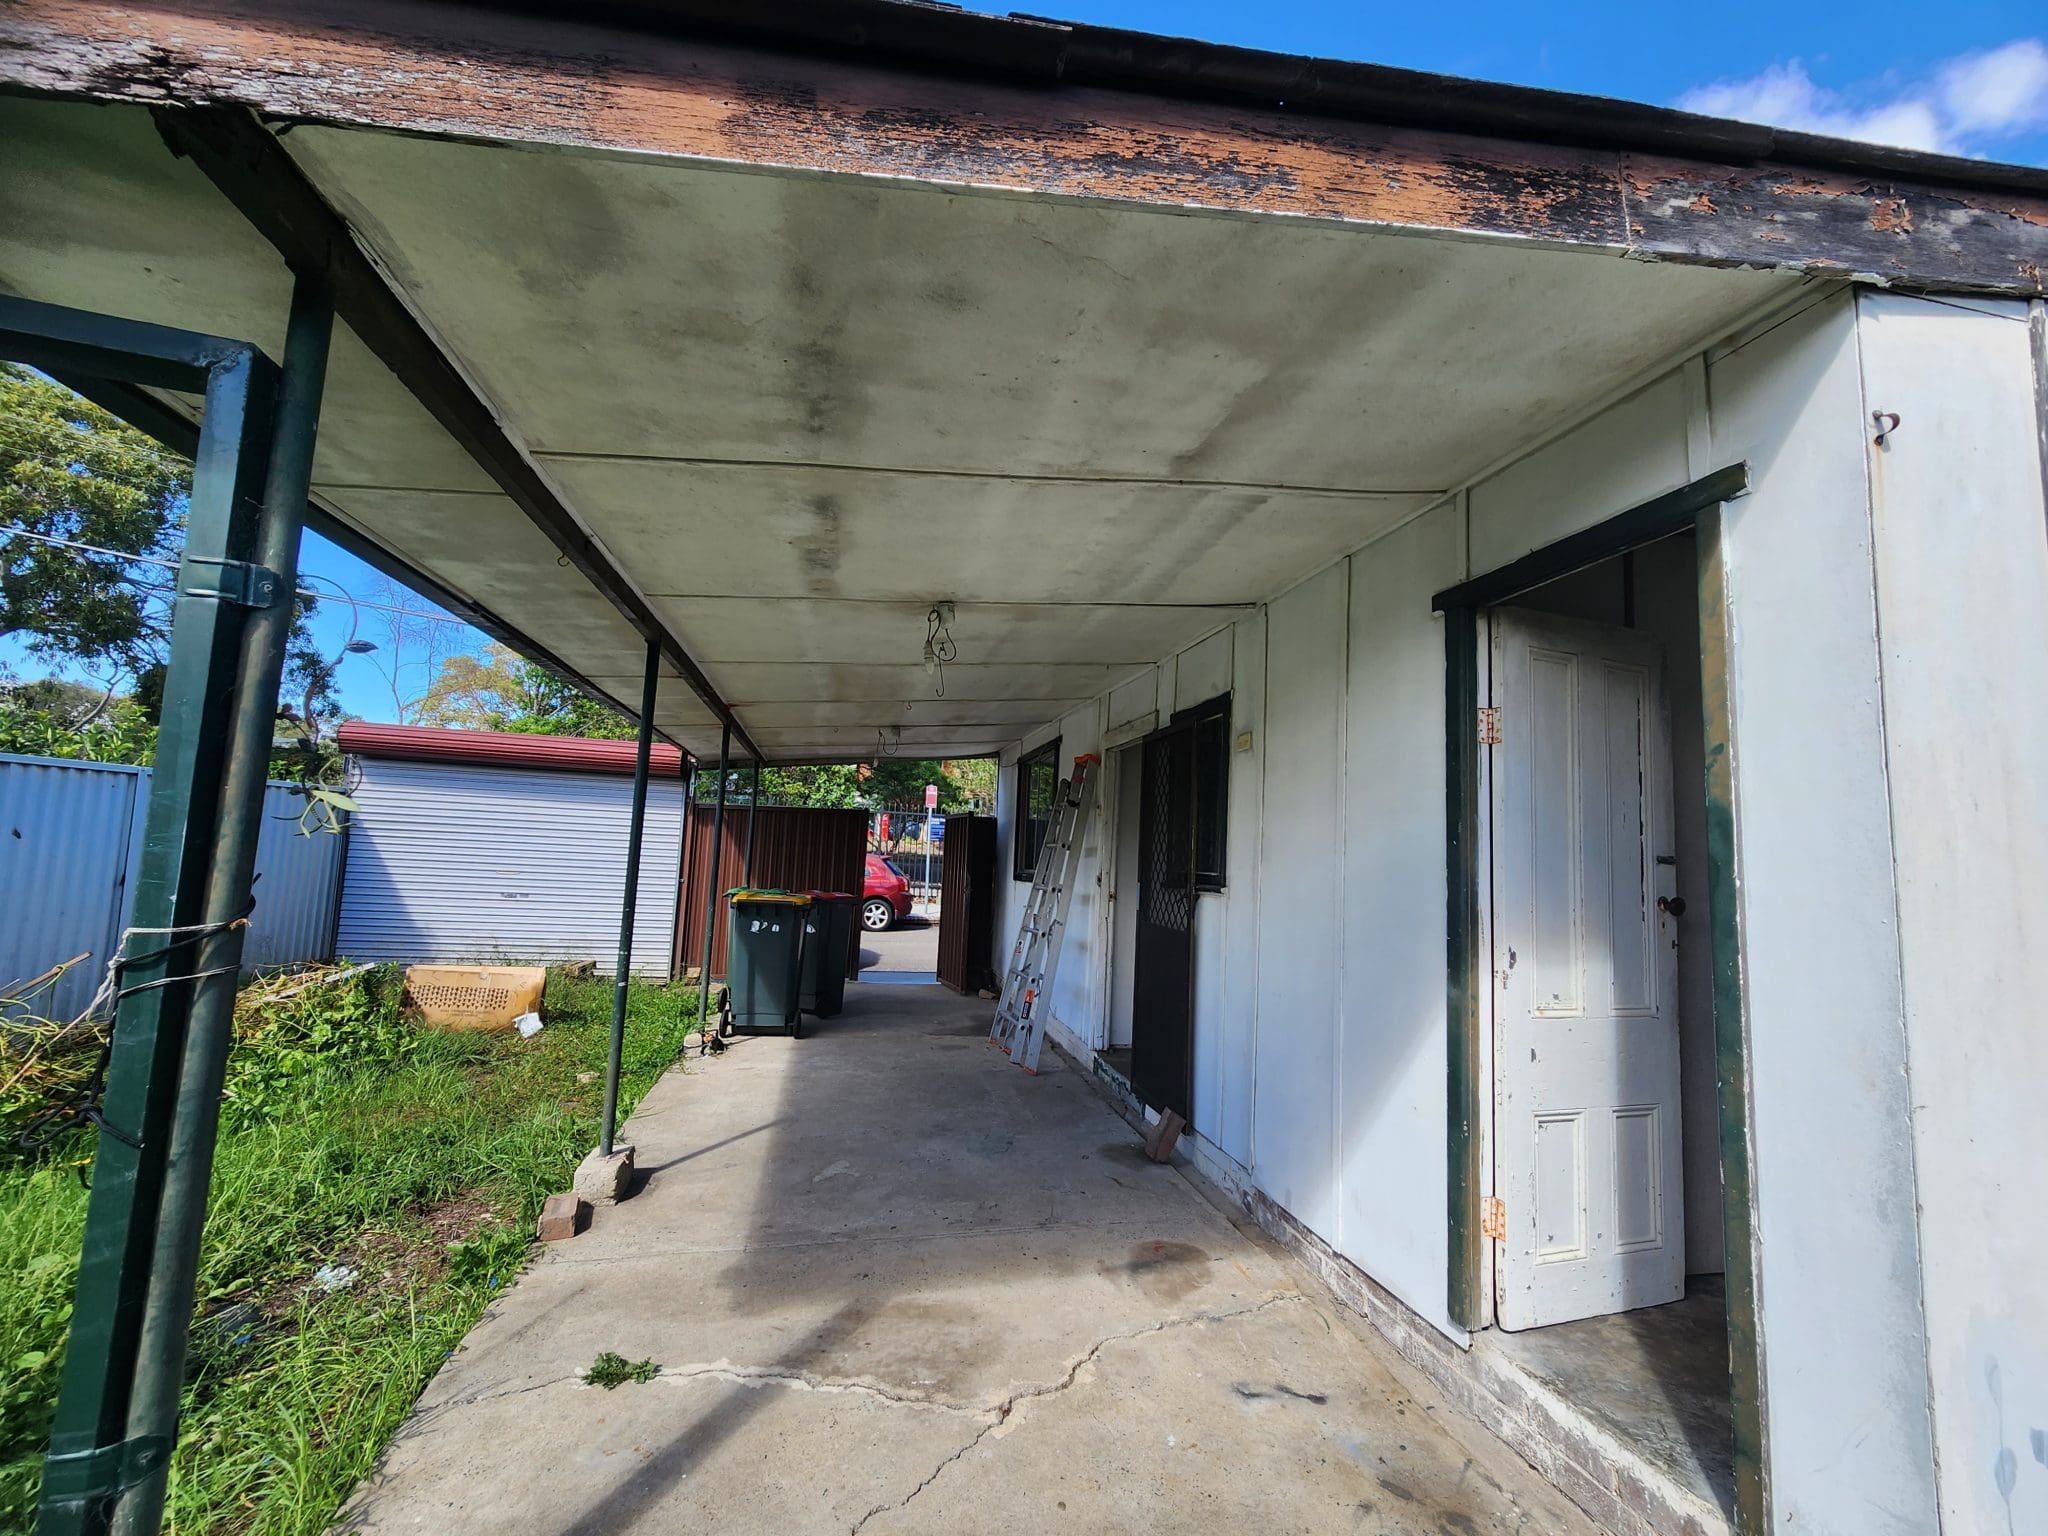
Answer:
[537, 1192, 585, 1242]
[1143, 1110, 1186, 1163]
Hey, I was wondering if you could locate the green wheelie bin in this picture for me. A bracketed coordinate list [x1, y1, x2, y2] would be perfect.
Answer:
[798, 891, 857, 1019]
[721, 890, 811, 1037]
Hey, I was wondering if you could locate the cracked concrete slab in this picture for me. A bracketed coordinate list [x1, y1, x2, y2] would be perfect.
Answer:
[334, 985, 1596, 1534]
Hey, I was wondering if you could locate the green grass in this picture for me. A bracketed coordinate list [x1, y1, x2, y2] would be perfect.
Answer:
[0, 967, 698, 1535]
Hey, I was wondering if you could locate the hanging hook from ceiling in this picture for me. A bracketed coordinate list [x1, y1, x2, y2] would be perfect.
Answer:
[923, 601, 958, 699]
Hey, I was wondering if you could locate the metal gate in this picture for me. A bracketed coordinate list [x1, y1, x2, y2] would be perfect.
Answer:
[1131, 724, 1196, 1121]
[936, 814, 997, 995]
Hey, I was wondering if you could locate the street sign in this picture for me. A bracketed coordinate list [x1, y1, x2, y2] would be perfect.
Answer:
[924, 782, 939, 809]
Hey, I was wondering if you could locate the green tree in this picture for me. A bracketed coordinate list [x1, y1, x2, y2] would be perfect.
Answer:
[1, 365, 339, 769]
[945, 756, 997, 811]
[1, 363, 189, 698]
[417, 642, 634, 739]
[0, 680, 156, 763]
[689, 756, 997, 811]
[861, 757, 978, 810]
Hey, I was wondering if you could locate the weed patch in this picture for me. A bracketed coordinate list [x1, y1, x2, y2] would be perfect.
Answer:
[583, 1351, 660, 1390]
[0, 965, 698, 1533]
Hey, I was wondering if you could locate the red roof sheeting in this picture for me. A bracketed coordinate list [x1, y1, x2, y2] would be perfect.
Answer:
[336, 722, 685, 777]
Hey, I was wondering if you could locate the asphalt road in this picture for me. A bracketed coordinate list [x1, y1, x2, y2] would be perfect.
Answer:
[859, 914, 937, 973]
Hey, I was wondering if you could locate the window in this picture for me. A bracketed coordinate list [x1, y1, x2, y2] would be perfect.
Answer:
[1177, 694, 1231, 891]
[1012, 736, 1061, 882]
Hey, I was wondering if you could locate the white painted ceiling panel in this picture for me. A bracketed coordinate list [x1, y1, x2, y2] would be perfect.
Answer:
[751, 725, 1023, 749]
[284, 129, 1800, 489]
[732, 699, 1088, 730]
[549, 459, 1424, 606]
[707, 662, 1142, 705]
[653, 597, 1242, 668]
[4, 95, 1807, 762]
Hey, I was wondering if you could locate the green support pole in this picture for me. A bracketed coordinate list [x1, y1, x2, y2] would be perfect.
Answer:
[744, 759, 761, 883]
[600, 639, 661, 1157]
[22, 309, 297, 1534]
[694, 726, 731, 1048]
[37, 346, 274, 1536]
[672, 753, 696, 983]
[109, 277, 334, 1536]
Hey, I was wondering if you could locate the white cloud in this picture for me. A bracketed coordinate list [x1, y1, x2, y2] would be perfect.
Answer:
[1939, 39, 2048, 135]
[1677, 38, 2048, 157]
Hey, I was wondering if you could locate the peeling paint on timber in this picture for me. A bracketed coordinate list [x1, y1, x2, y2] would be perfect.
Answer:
[1622, 152, 2048, 291]
[1, 0, 2045, 294]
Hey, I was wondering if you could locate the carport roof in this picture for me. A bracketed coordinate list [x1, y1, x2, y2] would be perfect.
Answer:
[2, 0, 2044, 763]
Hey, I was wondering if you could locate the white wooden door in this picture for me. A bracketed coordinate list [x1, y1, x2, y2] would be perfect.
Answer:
[1492, 608, 1684, 1330]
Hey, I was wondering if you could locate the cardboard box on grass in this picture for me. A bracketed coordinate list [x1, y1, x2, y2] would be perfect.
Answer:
[402, 964, 548, 1031]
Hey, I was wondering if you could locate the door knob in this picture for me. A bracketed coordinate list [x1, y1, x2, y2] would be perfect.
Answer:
[1657, 896, 1686, 917]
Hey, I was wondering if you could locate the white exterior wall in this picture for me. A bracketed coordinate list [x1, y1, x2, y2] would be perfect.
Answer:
[1252, 564, 1348, 1240]
[1337, 509, 1463, 1332]
[337, 757, 684, 975]
[987, 287, 2048, 1533]
[1707, 296, 1940, 1533]
[1857, 291, 2048, 1536]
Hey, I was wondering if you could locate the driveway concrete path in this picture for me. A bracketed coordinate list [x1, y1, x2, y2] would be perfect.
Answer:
[336, 986, 1595, 1535]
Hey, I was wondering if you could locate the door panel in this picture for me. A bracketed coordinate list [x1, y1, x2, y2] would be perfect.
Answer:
[1494, 608, 1683, 1330]
[1131, 725, 1195, 1122]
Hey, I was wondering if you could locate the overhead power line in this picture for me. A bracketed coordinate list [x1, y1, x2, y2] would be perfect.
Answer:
[0, 524, 473, 626]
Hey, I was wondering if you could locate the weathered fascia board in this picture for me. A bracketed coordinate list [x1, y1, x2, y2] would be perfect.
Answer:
[1, 0, 2044, 295]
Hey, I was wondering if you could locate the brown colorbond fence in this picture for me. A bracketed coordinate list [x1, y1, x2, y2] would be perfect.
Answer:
[675, 804, 868, 981]
[936, 814, 998, 995]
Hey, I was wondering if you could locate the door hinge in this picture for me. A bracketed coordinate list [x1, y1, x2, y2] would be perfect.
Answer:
[1481, 1196, 1507, 1241]
[1477, 707, 1501, 746]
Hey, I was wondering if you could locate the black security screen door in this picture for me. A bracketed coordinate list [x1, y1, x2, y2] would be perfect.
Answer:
[1132, 723, 1196, 1122]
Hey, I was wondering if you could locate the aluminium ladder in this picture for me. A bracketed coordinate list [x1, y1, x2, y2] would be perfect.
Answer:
[990, 753, 1099, 1074]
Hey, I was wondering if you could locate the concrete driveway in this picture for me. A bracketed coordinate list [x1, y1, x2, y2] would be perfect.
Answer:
[335, 986, 1594, 1535]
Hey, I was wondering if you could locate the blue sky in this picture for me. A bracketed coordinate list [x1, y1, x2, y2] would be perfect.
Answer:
[9, 3, 2046, 722]
[1063, 2, 2048, 164]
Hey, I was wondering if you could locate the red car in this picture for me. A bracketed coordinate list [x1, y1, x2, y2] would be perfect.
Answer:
[863, 854, 914, 931]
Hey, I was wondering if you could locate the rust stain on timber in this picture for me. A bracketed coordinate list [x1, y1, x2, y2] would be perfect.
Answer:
[6, 0, 1638, 244]
[1870, 197, 1914, 234]
[718, 68, 1630, 242]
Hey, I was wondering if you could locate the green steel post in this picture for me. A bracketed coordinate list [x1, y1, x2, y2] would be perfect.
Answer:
[37, 342, 278, 1535]
[600, 639, 661, 1156]
[743, 759, 761, 882]
[672, 753, 696, 982]
[110, 277, 334, 1536]
[1441, 605, 1484, 1332]
[694, 726, 731, 1046]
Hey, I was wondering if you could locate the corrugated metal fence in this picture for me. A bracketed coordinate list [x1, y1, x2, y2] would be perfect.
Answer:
[336, 756, 684, 975]
[0, 753, 346, 1020]
[678, 804, 868, 980]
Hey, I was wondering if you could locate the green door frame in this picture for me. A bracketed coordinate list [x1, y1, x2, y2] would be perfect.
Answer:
[1431, 462, 1767, 1535]
[3, 286, 334, 1536]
